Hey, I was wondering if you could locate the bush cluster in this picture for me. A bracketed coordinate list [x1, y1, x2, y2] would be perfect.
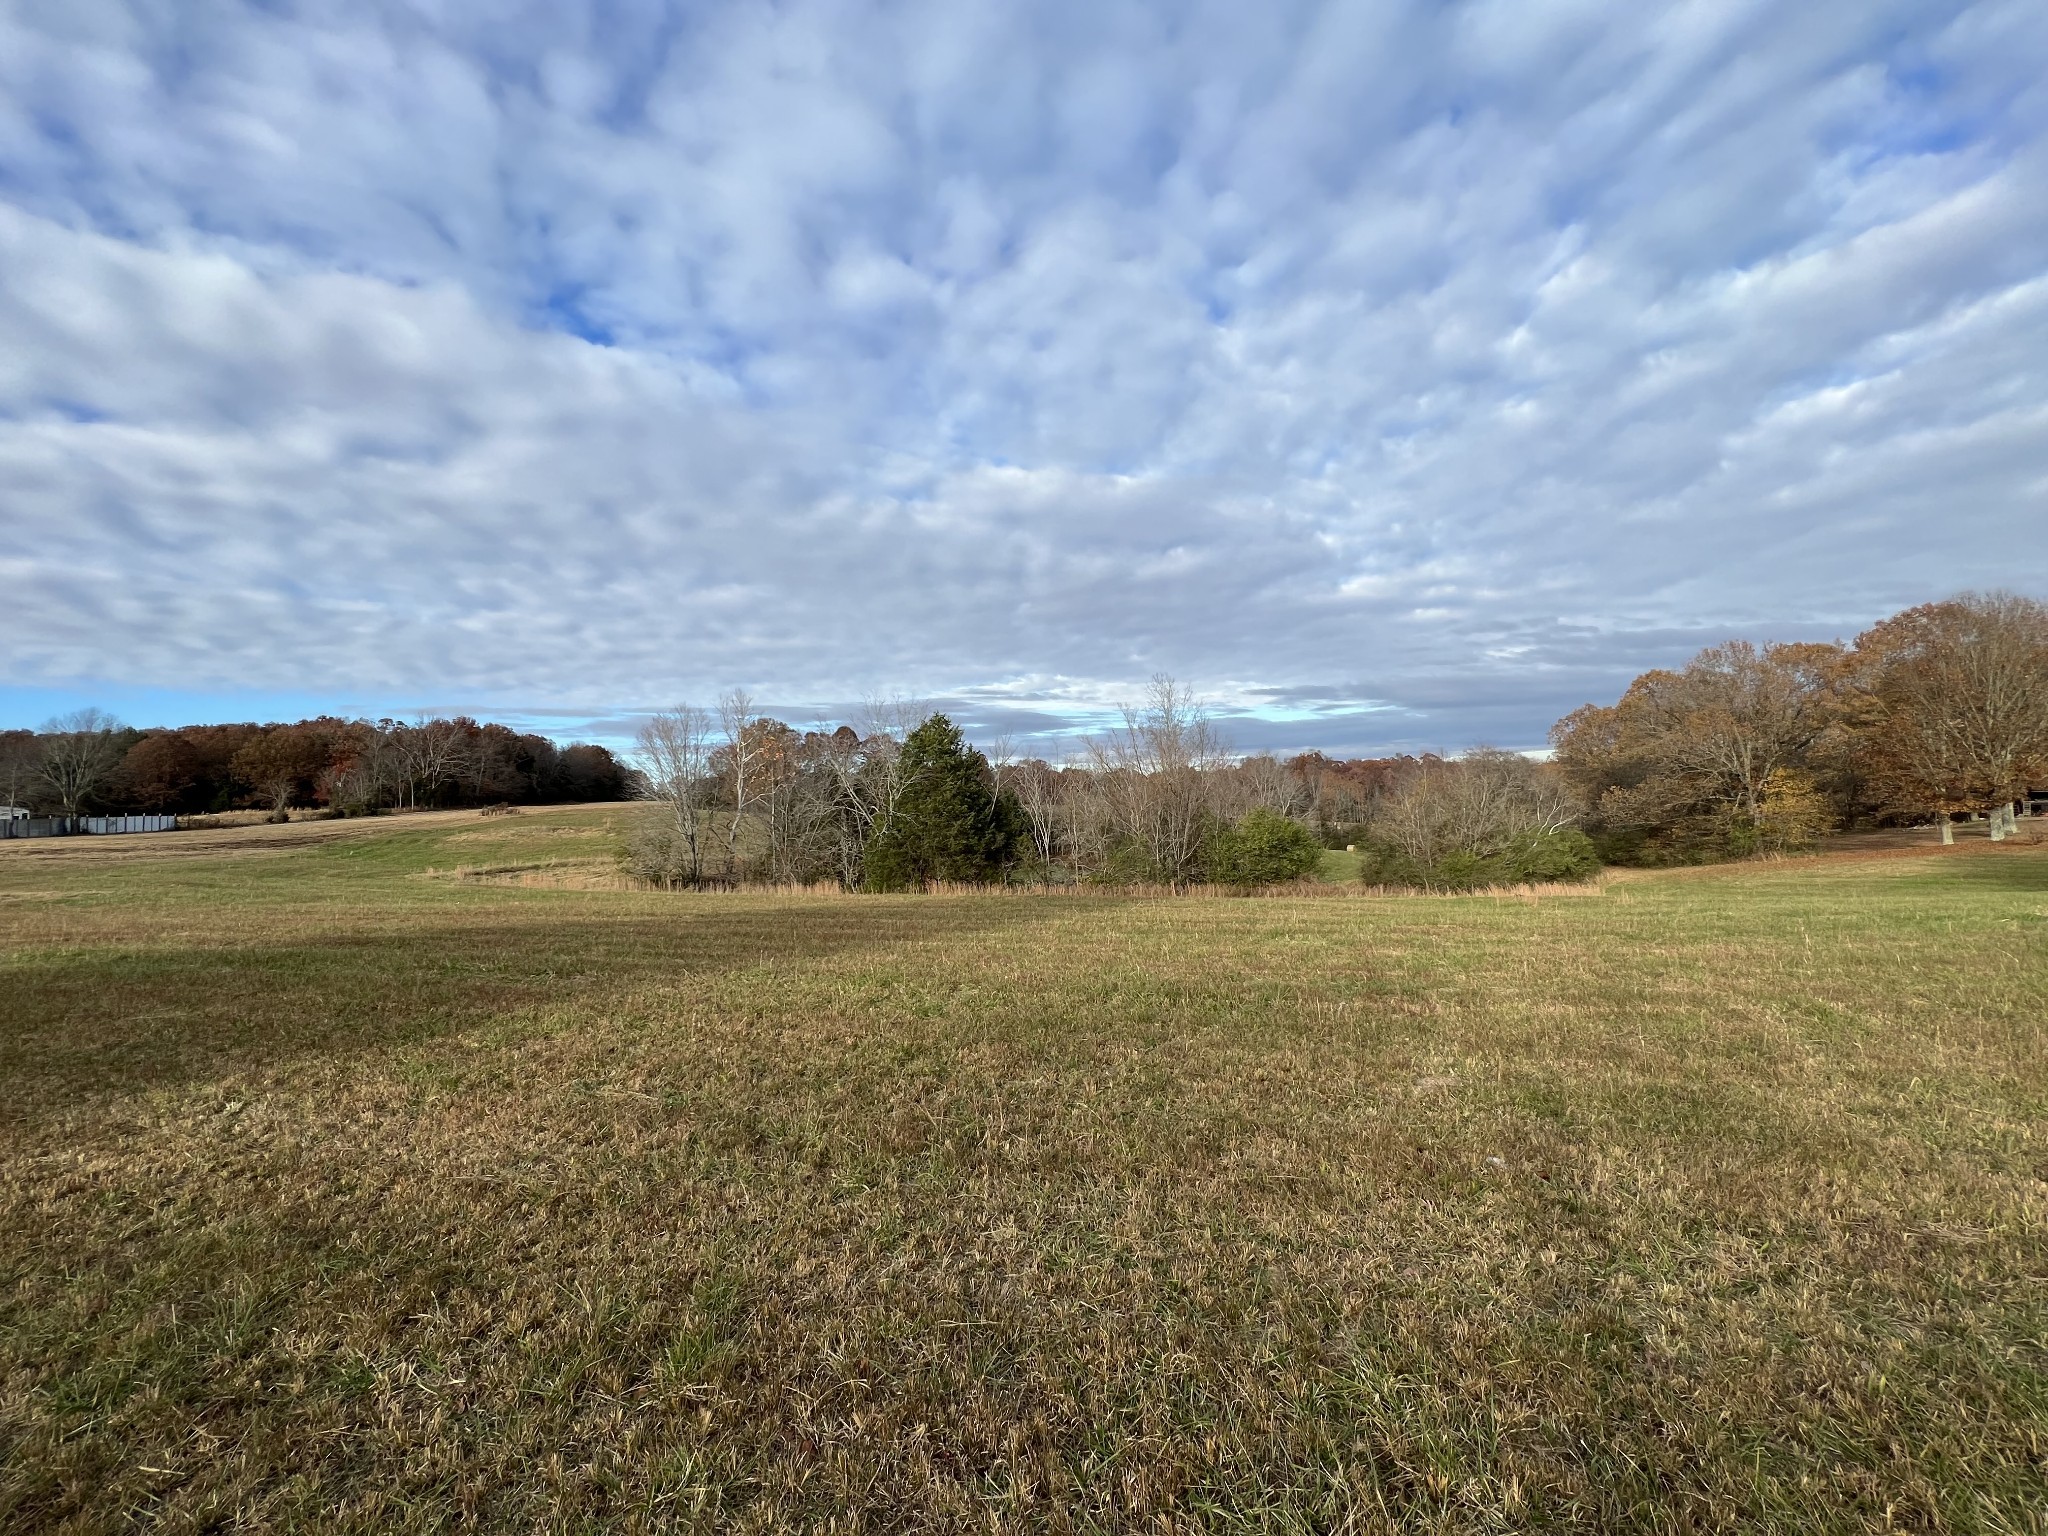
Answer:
[1202, 808, 1324, 887]
[1356, 825, 1600, 891]
[1346, 750, 1603, 891]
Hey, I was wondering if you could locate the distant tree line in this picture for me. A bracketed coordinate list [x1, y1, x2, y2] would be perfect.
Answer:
[628, 680, 1327, 891]
[630, 591, 2047, 893]
[0, 713, 628, 820]
[9, 592, 2038, 886]
[1552, 591, 2048, 864]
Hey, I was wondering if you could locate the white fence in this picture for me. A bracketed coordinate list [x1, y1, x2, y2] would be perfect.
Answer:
[0, 814, 180, 840]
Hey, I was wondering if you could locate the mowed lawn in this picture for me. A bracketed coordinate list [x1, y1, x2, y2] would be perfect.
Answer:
[2, 811, 2045, 1534]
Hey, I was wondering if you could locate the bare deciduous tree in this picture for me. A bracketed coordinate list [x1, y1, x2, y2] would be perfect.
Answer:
[632, 704, 717, 887]
[318, 724, 399, 814]
[1087, 676, 1229, 886]
[716, 690, 759, 878]
[807, 723, 892, 889]
[386, 718, 475, 809]
[35, 708, 126, 817]
[855, 695, 933, 835]
[1369, 749, 1579, 874]
[1005, 756, 1070, 870]
[1212, 754, 1310, 822]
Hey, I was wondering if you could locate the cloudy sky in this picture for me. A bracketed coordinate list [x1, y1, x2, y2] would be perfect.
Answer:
[3, 1, 2045, 754]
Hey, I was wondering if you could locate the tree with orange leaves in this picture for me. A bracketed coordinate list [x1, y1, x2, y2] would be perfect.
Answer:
[1844, 593, 2048, 825]
[1552, 639, 1847, 858]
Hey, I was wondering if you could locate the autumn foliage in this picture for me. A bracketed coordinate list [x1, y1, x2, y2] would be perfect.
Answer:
[1553, 592, 2048, 861]
[2, 715, 627, 818]
[9, 593, 2041, 880]
[1846, 595, 2048, 819]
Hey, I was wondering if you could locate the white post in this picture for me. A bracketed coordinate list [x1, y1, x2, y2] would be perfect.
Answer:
[1940, 818, 1954, 846]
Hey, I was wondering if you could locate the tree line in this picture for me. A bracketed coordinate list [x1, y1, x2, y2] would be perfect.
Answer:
[1551, 591, 2048, 864]
[9, 591, 2040, 885]
[632, 592, 2047, 892]
[633, 679, 1419, 891]
[1341, 591, 2047, 886]
[0, 712, 628, 819]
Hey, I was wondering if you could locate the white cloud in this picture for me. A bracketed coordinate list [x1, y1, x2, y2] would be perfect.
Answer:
[0, 0, 2045, 751]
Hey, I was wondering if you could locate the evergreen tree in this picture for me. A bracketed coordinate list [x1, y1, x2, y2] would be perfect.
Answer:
[1203, 807, 1323, 887]
[864, 715, 1024, 889]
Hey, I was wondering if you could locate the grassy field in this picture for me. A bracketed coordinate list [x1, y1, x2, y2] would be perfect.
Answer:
[2, 808, 2045, 1533]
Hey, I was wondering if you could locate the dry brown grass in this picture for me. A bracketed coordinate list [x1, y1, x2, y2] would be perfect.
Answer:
[2, 807, 2045, 1533]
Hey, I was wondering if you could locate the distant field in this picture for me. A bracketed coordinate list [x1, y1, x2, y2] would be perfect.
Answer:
[1316, 845, 1363, 882]
[3, 807, 2045, 1533]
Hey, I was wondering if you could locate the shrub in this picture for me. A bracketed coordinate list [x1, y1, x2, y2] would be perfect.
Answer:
[1588, 824, 1653, 866]
[1358, 752, 1601, 890]
[1204, 808, 1322, 887]
[1504, 826, 1600, 882]
[1088, 837, 1169, 886]
[1354, 835, 1429, 889]
[1750, 768, 1833, 854]
[624, 820, 699, 888]
[1356, 837, 1515, 892]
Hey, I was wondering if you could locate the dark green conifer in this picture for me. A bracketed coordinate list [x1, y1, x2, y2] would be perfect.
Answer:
[864, 714, 1024, 889]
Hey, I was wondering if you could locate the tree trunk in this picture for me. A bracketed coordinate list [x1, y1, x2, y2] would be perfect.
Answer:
[1940, 818, 1954, 845]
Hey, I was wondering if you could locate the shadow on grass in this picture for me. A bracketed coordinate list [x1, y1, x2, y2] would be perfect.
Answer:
[0, 898, 1062, 1117]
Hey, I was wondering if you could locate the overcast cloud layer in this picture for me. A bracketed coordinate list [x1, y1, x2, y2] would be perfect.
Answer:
[3, 0, 2046, 752]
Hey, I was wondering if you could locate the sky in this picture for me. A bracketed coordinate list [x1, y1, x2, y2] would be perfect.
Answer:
[3, 1, 2046, 757]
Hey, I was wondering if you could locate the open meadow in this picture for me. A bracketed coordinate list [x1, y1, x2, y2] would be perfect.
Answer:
[3, 807, 2045, 1533]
